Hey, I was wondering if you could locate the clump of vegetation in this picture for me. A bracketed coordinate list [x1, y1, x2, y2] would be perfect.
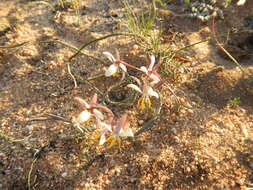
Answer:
[122, 0, 164, 56]
[230, 97, 240, 107]
[72, 51, 163, 148]
[63, 0, 249, 148]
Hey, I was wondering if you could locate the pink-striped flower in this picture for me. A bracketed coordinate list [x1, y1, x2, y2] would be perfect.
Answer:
[140, 55, 161, 86]
[127, 77, 159, 110]
[96, 119, 113, 145]
[103, 51, 127, 77]
[97, 114, 134, 148]
[73, 94, 104, 125]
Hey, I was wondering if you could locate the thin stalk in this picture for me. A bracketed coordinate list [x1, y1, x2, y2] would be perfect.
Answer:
[0, 41, 29, 49]
[27, 157, 38, 190]
[212, 18, 244, 73]
[135, 97, 163, 136]
[68, 33, 146, 61]
[0, 132, 31, 142]
[40, 40, 106, 65]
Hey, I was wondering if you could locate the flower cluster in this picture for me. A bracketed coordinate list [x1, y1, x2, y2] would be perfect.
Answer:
[73, 93, 133, 148]
[96, 114, 134, 148]
[73, 51, 163, 148]
[103, 52, 161, 110]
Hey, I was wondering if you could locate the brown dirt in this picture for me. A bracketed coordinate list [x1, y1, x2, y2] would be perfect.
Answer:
[0, 0, 253, 190]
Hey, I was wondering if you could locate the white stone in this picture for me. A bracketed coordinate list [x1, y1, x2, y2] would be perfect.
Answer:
[61, 172, 68, 178]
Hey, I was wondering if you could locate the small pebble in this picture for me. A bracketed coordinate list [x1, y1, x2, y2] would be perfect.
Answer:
[61, 172, 68, 178]
[25, 125, 34, 132]
[138, 120, 144, 125]
[20, 49, 34, 56]
[171, 128, 177, 134]
[133, 44, 139, 50]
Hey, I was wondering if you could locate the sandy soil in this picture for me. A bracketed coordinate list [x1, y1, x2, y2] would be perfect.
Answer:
[0, 0, 253, 189]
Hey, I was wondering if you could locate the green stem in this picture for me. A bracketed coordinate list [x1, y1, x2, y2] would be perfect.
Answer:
[0, 132, 31, 142]
[135, 96, 163, 136]
[0, 41, 29, 49]
[40, 40, 106, 65]
[73, 71, 104, 95]
[103, 77, 138, 106]
[27, 157, 38, 190]
[175, 38, 211, 54]
[68, 33, 146, 61]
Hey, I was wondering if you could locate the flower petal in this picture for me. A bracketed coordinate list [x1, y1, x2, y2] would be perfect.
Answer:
[119, 63, 127, 72]
[76, 111, 91, 123]
[118, 114, 128, 129]
[140, 66, 148, 74]
[130, 76, 141, 86]
[103, 51, 116, 62]
[237, 0, 246, 6]
[74, 97, 90, 109]
[113, 123, 122, 135]
[99, 121, 112, 132]
[150, 80, 159, 86]
[150, 73, 161, 83]
[148, 55, 155, 71]
[99, 134, 106, 145]
[108, 137, 116, 148]
[105, 64, 118, 77]
[91, 93, 98, 104]
[127, 84, 142, 94]
[147, 87, 159, 98]
[119, 128, 134, 137]
[93, 109, 104, 120]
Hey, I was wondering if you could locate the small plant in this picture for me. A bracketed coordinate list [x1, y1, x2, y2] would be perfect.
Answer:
[122, 0, 164, 57]
[66, 0, 192, 148]
[74, 94, 135, 148]
[57, 0, 80, 9]
[95, 114, 134, 148]
[230, 97, 240, 107]
[72, 52, 164, 148]
[127, 77, 159, 110]
[55, 0, 81, 26]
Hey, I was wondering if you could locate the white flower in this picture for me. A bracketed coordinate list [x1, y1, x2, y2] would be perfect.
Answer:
[127, 84, 159, 99]
[73, 94, 105, 125]
[75, 111, 92, 123]
[237, 0, 246, 6]
[127, 81, 159, 109]
[140, 55, 161, 85]
[97, 114, 134, 148]
[97, 120, 112, 145]
[103, 51, 127, 77]
[114, 114, 134, 138]
[93, 109, 104, 120]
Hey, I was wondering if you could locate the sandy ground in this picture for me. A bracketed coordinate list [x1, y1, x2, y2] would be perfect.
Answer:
[0, 0, 253, 189]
